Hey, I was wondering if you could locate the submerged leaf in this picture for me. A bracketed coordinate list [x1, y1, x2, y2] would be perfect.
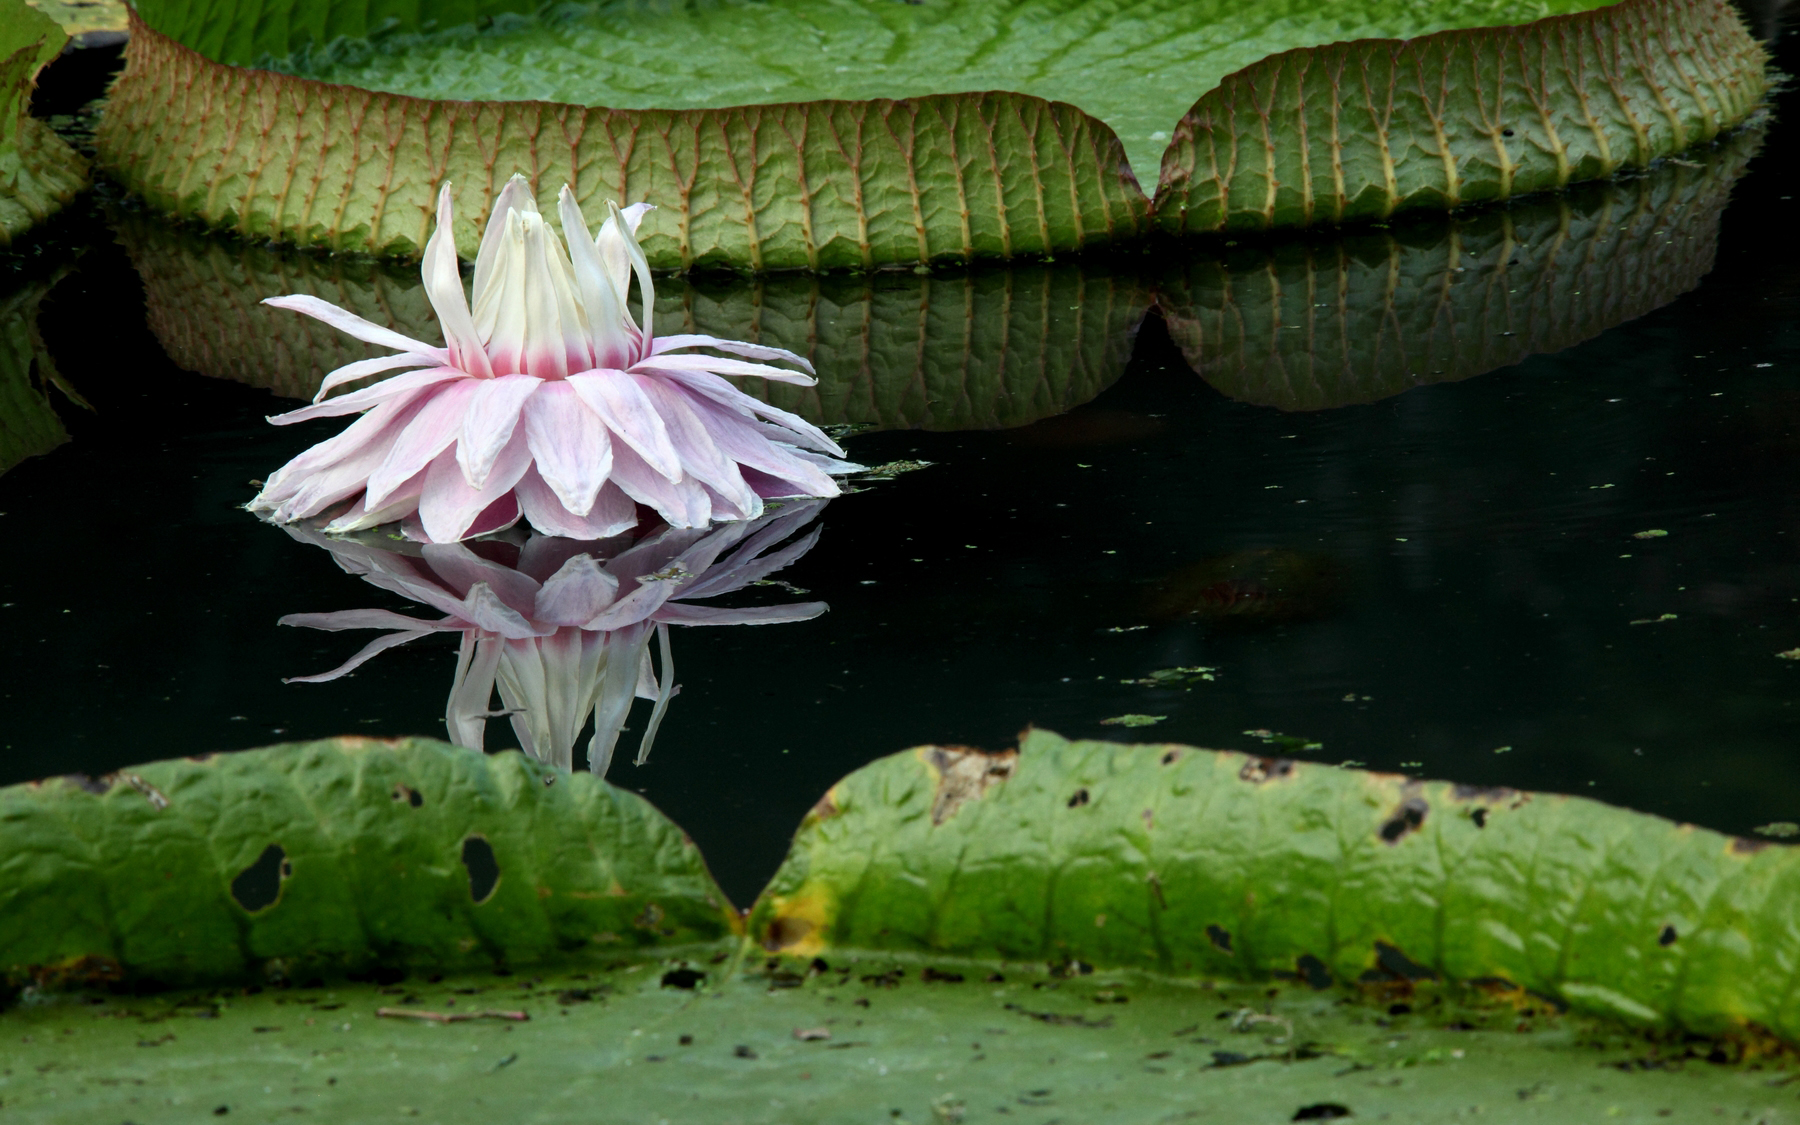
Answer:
[0, 0, 89, 244]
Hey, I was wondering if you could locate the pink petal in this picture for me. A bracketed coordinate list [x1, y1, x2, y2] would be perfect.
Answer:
[458, 374, 543, 488]
[263, 398, 426, 521]
[420, 541, 543, 611]
[681, 394, 840, 497]
[365, 379, 479, 509]
[632, 374, 758, 513]
[268, 367, 467, 426]
[446, 633, 504, 751]
[418, 429, 532, 543]
[322, 468, 426, 532]
[658, 368, 844, 456]
[607, 440, 710, 528]
[456, 581, 545, 639]
[654, 601, 827, 626]
[263, 294, 443, 358]
[515, 466, 638, 540]
[567, 370, 681, 480]
[522, 380, 612, 516]
[649, 333, 814, 375]
[282, 628, 439, 683]
[464, 492, 524, 538]
[279, 609, 454, 632]
[474, 175, 539, 302]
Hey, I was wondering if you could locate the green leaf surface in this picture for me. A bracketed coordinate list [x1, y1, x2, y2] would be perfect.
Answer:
[116, 214, 1150, 430]
[0, 0, 89, 245]
[96, 0, 1765, 266]
[0, 738, 737, 990]
[753, 730, 1800, 1044]
[1156, 121, 1758, 411]
[265, 0, 1612, 188]
[4, 957, 1795, 1123]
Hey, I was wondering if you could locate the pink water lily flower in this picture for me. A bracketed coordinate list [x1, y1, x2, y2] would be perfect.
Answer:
[279, 501, 827, 774]
[250, 175, 857, 542]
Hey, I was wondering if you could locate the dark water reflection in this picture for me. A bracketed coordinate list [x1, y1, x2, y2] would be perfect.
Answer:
[3, 70, 1799, 903]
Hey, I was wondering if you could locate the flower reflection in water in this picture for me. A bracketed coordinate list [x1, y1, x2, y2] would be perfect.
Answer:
[277, 501, 827, 774]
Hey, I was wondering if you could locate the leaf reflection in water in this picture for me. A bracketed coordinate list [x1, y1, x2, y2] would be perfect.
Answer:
[119, 216, 1151, 432]
[275, 500, 828, 775]
[1157, 122, 1762, 412]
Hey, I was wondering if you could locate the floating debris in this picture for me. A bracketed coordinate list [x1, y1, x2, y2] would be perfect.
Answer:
[1633, 529, 1669, 539]
[855, 459, 935, 481]
[1778, 649, 1800, 661]
[1100, 714, 1167, 728]
[1104, 625, 1149, 634]
[1753, 822, 1800, 838]
[1124, 666, 1218, 687]
[1494, 746, 1513, 754]
[1244, 729, 1323, 752]
[1630, 613, 1679, 625]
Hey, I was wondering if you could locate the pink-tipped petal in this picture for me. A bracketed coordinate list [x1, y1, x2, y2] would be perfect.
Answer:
[458, 374, 542, 488]
[473, 174, 539, 302]
[422, 183, 494, 379]
[559, 187, 636, 370]
[649, 333, 815, 375]
[420, 541, 543, 611]
[522, 380, 612, 516]
[263, 399, 425, 520]
[567, 370, 682, 480]
[463, 491, 524, 538]
[418, 428, 532, 543]
[680, 394, 840, 497]
[263, 294, 442, 358]
[456, 581, 545, 639]
[364, 379, 478, 509]
[632, 374, 758, 512]
[515, 466, 639, 540]
[658, 368, 845, 456]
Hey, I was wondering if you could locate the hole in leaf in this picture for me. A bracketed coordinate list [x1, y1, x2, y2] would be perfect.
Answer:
[1501, 127, 1516, 138]
[392, 784, 423, 807]
[1379, 798, 1428, 843]
[1470, 808, 1488, 828]
[1206, 925, 1233, 953]
[1296, 954, 1332, 990]
[230, 844, 288, 913]
[662, 968, 706, 989]
[1659, 925, 1678, 946]
[1292, 1104, 1351, 1121]
[1067, 788, 1090, 808]
[460, 835, 500, 903]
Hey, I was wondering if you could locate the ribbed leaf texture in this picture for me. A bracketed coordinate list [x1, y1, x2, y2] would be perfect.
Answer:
[118, 214, 1150, 430]
[0, 0, 89, 245]
[1154, 0, 1766, 233]
[0, 738, 738, 989]
[97, 14, 1148, 270]
[1157, 121, 1756, 410]
[753, 730, 1800, 1043]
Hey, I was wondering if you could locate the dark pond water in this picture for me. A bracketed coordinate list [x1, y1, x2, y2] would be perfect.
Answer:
[4, 27, 1800, 905]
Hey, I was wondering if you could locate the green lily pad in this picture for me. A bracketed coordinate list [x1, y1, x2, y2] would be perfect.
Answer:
[1158, 120, 1760, 410]
[0, 0, 90, 245]
[94, 0, 1764, 267]
[116, 214, 1150, 430]
[1, 954, 1791, 1122]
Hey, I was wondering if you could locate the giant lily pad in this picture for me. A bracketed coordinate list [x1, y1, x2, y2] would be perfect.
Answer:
[0, 0, 89, 245]
[1157, 119, 1758, 410]
[93, 0, 1765, 268]
[3, 731, 1798, 1119]
[117, 214, 1151, 430]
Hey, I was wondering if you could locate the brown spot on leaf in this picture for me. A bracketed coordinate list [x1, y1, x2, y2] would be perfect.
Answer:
[1160, 749, 1182, 766]
[1380, 797, 1429, 843]
[1659, 925, 1678, 946]
[1732, 836, 1771, 854]
[1452, 783, 1517, 802]
[1206, 925, 1233, 953]
[923, 745, 1018, 825]
[807, 788, 840, 824]
[1238, 757, 1295, 784]
[764, 914, 813, 952]
[1067, 788, 1090, 808]
[62, 773, 111, 795]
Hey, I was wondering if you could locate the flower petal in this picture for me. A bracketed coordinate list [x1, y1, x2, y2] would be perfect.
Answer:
[632, 374, 759, 515]
[420, 541, 543, 611]
[657, 367, 845, 456]
[678, 393, 840, 498]
[418, 427, 533, 543]
[515, 466, 639, 540]
[458, 373, 543, 489]
[268, 366, 466, 426]
[323, 467, 427, 532]
[456, 581, 547, 639]
[649, 333, 814, 376]
[531, 550, 622, 626]
[559, 186, 637, 370]
[654, 601, 828, 626]
[606, 439, 711, 528]
[473, 174, 538, 305]
[313, 351, 442, 403]
[446, 632, 504, 751]
[279, 609, 454, 632]
[263, 294, 443, 358]
[423, 183, 494, 378]
[281, 628, 438, 684]
[635, 352, 818, 386]
[567, 370, 682, 480]
[522, 378, 612, 516]
[364, 379, 479, 509]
